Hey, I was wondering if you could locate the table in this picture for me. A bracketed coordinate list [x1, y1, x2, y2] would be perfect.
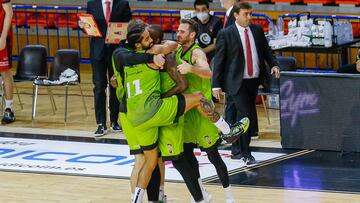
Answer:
[275, 38, 360, 68]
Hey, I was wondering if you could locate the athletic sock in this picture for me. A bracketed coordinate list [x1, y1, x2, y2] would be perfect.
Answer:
[198, 178, 205, 191]
[224, 186, 234, 200]
[5, 99, 13, 111]
[214, 116, 230, 134]
[133, 187, 145, 203]
[159, 185, 165, 200]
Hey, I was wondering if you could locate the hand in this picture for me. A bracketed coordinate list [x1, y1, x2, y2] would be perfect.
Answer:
[177, 59, 192, 74]
[271, 66, 280, 78]
[110, 75, 118, 88]
[153, 54, 165, 68]
[0, 37, 6, 51]
[356, 60, 360, 73]
[212, 88, 222, 100]
[78, 20, 86, 29]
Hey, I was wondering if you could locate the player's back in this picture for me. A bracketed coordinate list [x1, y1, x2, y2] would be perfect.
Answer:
[124, 62, 162, 126]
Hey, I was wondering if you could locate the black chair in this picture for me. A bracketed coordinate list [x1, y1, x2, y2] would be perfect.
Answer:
[32, 49, 88, 124]
[14, 45, 57, 111]
[258, 56, 296, 124]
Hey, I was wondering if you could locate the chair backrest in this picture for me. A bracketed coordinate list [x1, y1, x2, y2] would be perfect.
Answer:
[267, 56, 296, 93]
[15, 45, 48, 80]
[49, 49, 81, 82]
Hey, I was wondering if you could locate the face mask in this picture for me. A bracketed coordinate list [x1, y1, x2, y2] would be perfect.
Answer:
[196, 12, 209, 23]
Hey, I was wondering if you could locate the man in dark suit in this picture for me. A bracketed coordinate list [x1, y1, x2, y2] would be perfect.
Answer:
[220, 0, 237, 28]
[212, 2, 280, 165]
[337, 49, 360, 74]
[80, 0, 131, 136]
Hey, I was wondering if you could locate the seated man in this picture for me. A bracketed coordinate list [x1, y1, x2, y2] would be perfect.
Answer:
[337, 49, 360, 74]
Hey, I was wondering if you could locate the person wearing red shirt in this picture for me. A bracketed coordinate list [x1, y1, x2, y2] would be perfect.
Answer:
[0, 0, 14, 124]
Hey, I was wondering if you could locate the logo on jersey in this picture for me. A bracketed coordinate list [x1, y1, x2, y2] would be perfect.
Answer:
[204, 135, 212, 145]
[167, 144, 174, 154]
[199, 33, 211, 46]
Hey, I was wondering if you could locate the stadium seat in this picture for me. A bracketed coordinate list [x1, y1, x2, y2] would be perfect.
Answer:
[14, 45, 50, 111]
[32, 49, 88, 123]
[27, 12, 56, 27]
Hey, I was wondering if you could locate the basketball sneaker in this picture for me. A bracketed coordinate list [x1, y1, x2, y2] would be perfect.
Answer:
[1, 108, 15, 124]
[220, 117, 250, 143]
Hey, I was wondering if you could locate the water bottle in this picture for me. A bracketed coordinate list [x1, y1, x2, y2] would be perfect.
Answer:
[324, 21, 333, 47]
[276, 17, 284, 37]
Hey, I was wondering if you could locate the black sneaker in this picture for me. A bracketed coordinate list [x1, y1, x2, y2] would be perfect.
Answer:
[94, 125, 107, 137]
[111, 122, 122, 132]
[1, 108, 15, 124]
[220, 117, 250, 143]
[242, 155, 256, 166]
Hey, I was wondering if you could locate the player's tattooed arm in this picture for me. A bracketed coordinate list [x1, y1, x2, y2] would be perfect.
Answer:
[162, 53, 188, 98]
[197, 98, 220, 122]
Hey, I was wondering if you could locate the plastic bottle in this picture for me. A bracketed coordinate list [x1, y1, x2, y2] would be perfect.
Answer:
[324, 21, 333, 47]
[276, 17, 284, 37]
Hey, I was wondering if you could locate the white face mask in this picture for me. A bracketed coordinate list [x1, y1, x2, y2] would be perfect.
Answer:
[196, 12, 209, 23]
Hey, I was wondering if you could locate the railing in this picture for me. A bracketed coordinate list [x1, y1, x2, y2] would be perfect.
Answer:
[12, 5, 273, 64]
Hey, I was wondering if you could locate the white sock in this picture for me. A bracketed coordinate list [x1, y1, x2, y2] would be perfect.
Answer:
[5, 99, 13, 111]
[133, 187, 145, 203]
[159, 185, 164, 200]
[198, 178, 205, 192]
[224, 186, 234, 199]
[214, 116, 230, 134]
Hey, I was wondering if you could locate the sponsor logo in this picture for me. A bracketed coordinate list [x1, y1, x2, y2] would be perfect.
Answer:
[166, 144, 174, 154]
[204, 135, 212, 145]
[280, 80, 320, 127]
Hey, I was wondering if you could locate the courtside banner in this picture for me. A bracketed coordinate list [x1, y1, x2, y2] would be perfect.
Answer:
[0, 137, 284, 181]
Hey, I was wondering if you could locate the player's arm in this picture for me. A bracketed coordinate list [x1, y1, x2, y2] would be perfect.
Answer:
[177, 48, 212, 79]
[0, 1, 12, 50]
[202, 39, 216, 54]
[148, 40, 178, 56]
[162, 53, 188, 98]
[113, 47, 166, 72]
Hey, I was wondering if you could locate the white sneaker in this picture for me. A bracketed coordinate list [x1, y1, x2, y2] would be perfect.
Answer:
[190, 189, 212, 203]
[203, 190, 212, 202]
[225, 198, 235, 203]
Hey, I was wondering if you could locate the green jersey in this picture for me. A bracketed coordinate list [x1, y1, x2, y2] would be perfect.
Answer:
[176, 43, 212, 100]
[160, 71, 176, 94]
[124, 57, 163, 127]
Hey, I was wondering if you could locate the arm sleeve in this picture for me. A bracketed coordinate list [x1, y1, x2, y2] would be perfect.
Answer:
[112, 47, 154, 72]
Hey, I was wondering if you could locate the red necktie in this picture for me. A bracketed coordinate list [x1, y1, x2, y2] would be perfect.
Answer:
[105, 0, 111, 24]
[244, 28, 253, 77]
[223, 15, 228, 28]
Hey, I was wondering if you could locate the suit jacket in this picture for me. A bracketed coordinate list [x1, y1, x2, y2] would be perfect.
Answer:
[212, 23, 278, 95]
[87, 0, 131, 60]
[223, 8, 235, 28]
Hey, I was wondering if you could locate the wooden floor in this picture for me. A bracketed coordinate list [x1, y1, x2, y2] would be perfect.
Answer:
[2, 69, 358, 202]
[0, 171, 358, 203]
